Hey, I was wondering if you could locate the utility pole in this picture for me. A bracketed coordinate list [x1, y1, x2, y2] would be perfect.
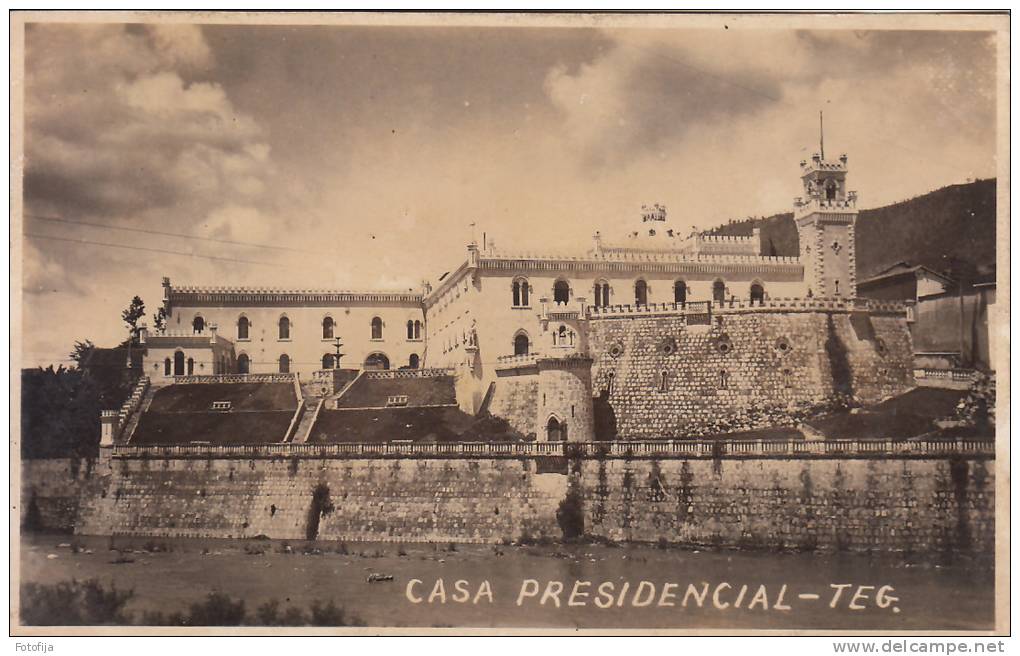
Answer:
[819, 110, 825, 160]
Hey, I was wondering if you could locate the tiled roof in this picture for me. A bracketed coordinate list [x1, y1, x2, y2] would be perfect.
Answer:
[333, 374, 457, 409]
[131, 411, 295, 445]
[307, 407, 476, 443]
[147, 383, 298, 412]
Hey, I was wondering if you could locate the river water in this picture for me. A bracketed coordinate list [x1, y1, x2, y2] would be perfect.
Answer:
[19, 534, 993, 630]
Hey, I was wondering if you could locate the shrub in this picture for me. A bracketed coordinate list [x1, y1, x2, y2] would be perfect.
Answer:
[184, 592, 246, 626]
[20, 579, 133, 625]
[556, 490, 585, 540]
[308, 599, 364, 627]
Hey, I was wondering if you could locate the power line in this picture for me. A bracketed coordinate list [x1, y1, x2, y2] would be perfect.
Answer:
[25, 213, 329, 256]
[22, 232, 331, 271]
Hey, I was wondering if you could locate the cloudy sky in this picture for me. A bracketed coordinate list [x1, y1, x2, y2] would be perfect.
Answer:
[19, 19, 998, 367]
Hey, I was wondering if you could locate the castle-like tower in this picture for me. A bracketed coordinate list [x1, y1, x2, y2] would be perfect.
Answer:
[794, 148, 859, 298]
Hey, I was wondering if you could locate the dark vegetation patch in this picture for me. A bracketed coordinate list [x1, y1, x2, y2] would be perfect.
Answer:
[808, 388, 969, 440]
[308, 408, 525, 443]
[20, 579, 364, 627]
[131, 411, 294, 445]
[334, 374, 456, 409]
[148, 383, 297, 412]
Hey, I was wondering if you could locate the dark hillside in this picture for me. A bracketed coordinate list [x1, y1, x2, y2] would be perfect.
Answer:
[705, 178, 996, 279]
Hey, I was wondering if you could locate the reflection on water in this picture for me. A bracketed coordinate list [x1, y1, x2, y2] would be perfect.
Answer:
[20, 534, 993, 630]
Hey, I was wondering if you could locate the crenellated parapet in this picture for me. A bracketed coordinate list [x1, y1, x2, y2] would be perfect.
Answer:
[166, 284, 423, 307]
[585, 297, 908, 320]
[793, 195, 858, 221]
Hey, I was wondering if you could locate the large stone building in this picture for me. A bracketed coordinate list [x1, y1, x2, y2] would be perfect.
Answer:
[132, 147, 912, 441]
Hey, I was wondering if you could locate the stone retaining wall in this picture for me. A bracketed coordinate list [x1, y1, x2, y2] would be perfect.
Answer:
[588, 311, 914, 438]
[21, 448, 994, 556]
[576, 456, 994, 554]
[20, 459, 102, 533]
[76, 457, 566, 543]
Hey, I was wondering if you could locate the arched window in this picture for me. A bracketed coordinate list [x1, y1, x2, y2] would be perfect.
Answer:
[659, 370, 668, 392]
[414, 320, 422, 340]
[279, 354, 290, 373]
[322, 316, 334, 340]
[164, 358, 171, 376]
[512, 278, 529, 307]
[237, 316, 249, 340]
[237, 353, 250, 374]
[593, 281, 610, 308]
[547, 417, 565, 442]
[553, 280, 570, 304]
[553, 325, 575, 347]
[750, 282, 765, 303]
[371, 317, 383, 340]
[674, 280, 687, 305]
[322, 353, 335, 370]
[719, 370, 729, 389]
[409, 353, 420, 369]
[187, 357, 194, 375]
[364, 352, 390, 370]
[407, 320, 415, 340]
[278, 316, 290, 340]
[825, 179, 837, 201]
[192, 316, 205, 334]
[635, 279, 648, 306]
[713, 279, 726, 304]
[174, 351, 185, 375]
[514, 332, 530, 356]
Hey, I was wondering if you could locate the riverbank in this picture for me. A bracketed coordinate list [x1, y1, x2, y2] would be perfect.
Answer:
[18, 533, 993, 630]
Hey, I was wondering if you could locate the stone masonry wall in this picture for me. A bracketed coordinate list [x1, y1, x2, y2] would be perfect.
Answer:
[488, 376, 539, 438]
[588, 311, 914, 438]
[76, 457, 566, 544]
[20, 450, 994, 556]
[20, 459, 103, 533]
[577, 456, 994, 555]
[538, 363, 595, 442]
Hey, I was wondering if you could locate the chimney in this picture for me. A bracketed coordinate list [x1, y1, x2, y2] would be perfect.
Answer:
[138, 322, 147, 344]
[209, 323, 218, 345]
[100, 410, 119, 447]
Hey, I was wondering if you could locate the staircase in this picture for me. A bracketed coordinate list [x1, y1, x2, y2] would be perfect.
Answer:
[290, 399, 323, 443]
[117, 377, 156, 444]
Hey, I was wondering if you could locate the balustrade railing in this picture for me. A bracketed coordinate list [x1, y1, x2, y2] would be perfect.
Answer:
[110, 438, 994, 460]
[166, 373, 297, 385]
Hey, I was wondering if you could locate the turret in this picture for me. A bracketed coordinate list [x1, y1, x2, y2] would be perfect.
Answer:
[793, 136, 858, 298]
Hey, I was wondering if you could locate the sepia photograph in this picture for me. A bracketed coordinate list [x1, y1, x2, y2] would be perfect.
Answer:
[9, 11, 1009, 635]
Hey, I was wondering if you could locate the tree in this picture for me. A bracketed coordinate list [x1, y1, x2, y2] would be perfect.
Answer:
[121, 296, 145, 342]
[21, 366, 102, 459]
[152, 306, 167, 332]
[69, 339, 95, 367]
